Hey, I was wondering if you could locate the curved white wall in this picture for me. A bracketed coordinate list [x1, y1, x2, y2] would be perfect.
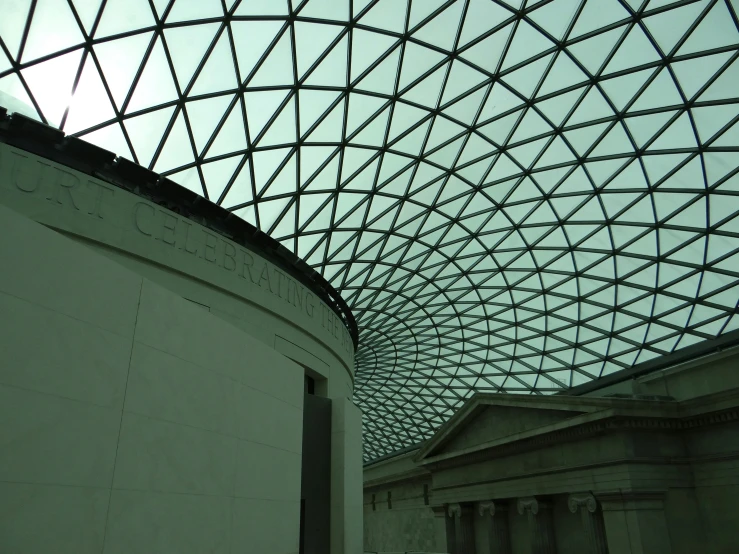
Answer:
[0, 141, 354, 395]
[0, 141, 363, 554]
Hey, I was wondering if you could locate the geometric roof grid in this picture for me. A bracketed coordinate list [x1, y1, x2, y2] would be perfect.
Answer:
[1, 0, 738, 462]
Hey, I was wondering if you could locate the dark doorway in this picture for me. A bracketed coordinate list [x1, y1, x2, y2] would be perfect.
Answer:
[299, 393, 331, 554]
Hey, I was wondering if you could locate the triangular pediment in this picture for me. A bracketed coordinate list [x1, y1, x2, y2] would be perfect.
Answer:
[439, 404, 582, 455]
[415, 393, 618, 462]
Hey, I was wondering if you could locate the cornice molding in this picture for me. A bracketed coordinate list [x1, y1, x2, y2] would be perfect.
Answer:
[421, 407, 739, 471]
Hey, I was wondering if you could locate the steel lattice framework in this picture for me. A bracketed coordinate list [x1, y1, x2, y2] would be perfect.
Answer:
[2, 0, 739, 462]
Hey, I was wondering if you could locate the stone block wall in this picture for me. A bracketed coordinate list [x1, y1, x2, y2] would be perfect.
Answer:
[363, 480, 442, 552]
[0, 204, 305, 554]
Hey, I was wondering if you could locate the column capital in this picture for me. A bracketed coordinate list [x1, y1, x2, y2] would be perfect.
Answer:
[517, 496, 539, 515]
[479, 500, 509, 517]
[479, 500, 495, 517]
[568, 492, 598, 514]
[448, 502, 462, 518]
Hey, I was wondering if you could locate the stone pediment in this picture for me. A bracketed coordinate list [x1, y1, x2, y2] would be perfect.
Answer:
[415, 393, 629, 462]
[438, 405, 582, 455]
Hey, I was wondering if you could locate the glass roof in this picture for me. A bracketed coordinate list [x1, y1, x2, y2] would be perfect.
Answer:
[2, 0, 739, 462]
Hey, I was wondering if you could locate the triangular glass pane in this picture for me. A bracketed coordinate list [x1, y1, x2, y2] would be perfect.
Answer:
[190, 31, 238, 95]
[71, 0, 103, 34]
[298, 90, 341, 137]
[625, 111, 675, 148]
[537, 51, 589, 96]
[306, 98, 346, 143]
[166, 0, 222, 22]
[94, 32, 152, 110]
[294, 21, 343, 79]
[259, 97, 297, 147]
[391, 121, 429, 156]
[350, 28, 398, 83]
[231, 21, 284, 81]
[357, 47, 401, 95]
[599, 68, 655, 111]
[247, 30, 294, 87]
[444, 87, 487, 125]
[359, 0, 408, 34]
[252, 147, 291, 194]
[401, 64, 447, 109]
[629, 69, 682, 112]
[570, 0, 629, 38]
[501, 20, 554, 70]
[412, 0, 465, 52]
[479, 82, 525, 122]
[408, 0, 448, 30]
[22, 49, 82, 125]
[648, 112, 698, 151]
[163, 23, 219, 90]
[305, 35, 348, 87]
[96, 0, 154, 38]
[78, 122, 133, 159]
[398, 41, 446, 91]
[459, 23, 514, 74]
[124, 105, 175, 167]
[502, 54, 552, 98]
[604, 25, 661, 74]
[567, 27, 625, 75]
[346, 92, 386, 136]
[643, 0, 710, 55]
[154, 110, 194, 173]
[459, 0, 512, 47]
[354, 107, 390, 147]
[207, 102, 248, 158]
[677, 0, 739, 56]
[671, 52, 733, 100]
[262, 153, 297, 197]
[699, 58, 739, 103]
[23, 0, 83, 62]
[441, 60, 488, 105]
[185, 95, 233, 155]
[300, 0, 349, 21]
[223, 159, 254, 208]
[245, 90, 291, 139]
[64, 57, 116, 134]
[589, 122, 633, 157]
[126, 37, 178, 113]
[536, 87, 585, 127]
[0, 0, 31, 60]
[425, 116, 465, 151]
[201, 155, 242, 202]
[457, 133, 496, 166]
[567, 86, 614, 126]
[528, 0, 582, 41]
[563, 122, 608, 157]
[235, 0, 288, 15]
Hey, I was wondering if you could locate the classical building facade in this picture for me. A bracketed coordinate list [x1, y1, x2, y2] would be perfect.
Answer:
[364, 345, 739, 554]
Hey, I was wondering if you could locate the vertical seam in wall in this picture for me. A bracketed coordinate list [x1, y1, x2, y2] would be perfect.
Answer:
[99, 278, 144, 554]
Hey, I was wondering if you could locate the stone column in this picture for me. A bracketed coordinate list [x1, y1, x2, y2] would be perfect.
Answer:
[517, 497, 557, 554]
[597, 491, 672, 554]
[431, 505, 455, 554]
[568, 492, 608, 554]
[449, 503, 477, 554]
[479, 501, 511, 554]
